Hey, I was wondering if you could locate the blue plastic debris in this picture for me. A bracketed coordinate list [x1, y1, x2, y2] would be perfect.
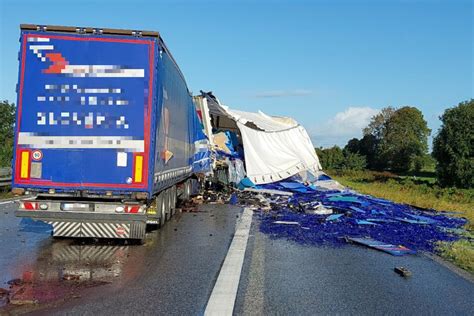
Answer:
[229, 193, 238, 205]
[256, 178, 467, 254]
[349, 206, 365, 213]
[328, 195, 360, 203]
[366, 218, 397, 223]
[347, 237, 416, 256]
[356, 219, 379, 225]
[238, 177, 255, 189]
[407, 214, 438, 224]
[395, 218, 430, 225]
[326, 214, 344, 222]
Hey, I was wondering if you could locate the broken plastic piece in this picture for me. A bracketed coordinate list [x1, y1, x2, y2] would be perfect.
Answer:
[229, 193, 238, 205]
[273, 221, 300, 225]
[328, 195, 360, 203]
[366, 218, 396, 223]
[394, 266, 412, 277]
[407, 214, 437, 224]
[395, 217, 429, 225]
[347, 237, 416, 256]
[326, 214, 344, 222]
[355, 219, 379, 225]
[349, 206, 365, 213]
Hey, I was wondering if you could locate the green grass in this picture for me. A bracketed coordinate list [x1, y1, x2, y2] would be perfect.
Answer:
[328, 169, 474, 273]
[0, 187, 13, 200]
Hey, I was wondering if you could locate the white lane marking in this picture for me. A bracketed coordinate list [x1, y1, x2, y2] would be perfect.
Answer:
[0, 196, 35, 205]
[205, 207, 253, 316]
[0, 200, 15, 205]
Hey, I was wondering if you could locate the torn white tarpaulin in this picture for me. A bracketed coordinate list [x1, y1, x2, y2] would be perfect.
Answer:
[200, 91, 322, 184]
[237, 122, 321, 184]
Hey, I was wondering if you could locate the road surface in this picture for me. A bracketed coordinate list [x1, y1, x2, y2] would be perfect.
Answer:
[0, 199, 473, 315]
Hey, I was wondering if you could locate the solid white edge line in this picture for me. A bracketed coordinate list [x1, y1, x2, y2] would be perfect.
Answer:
[204, 207, 253, 316]
[0, 195, 35, 205]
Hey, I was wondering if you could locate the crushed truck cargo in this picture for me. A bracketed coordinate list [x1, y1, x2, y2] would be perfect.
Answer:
[12, 24, 211, 242]
[192, 91, 468, 256]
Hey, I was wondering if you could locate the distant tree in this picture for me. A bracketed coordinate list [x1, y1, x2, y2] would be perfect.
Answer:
[344, 138, 361, 154]
[344, 135, 379, 169]
[0, 100, 15, 167]
[360, 107, 396, 170]
[359, 134, 380, 169]
[363, 107, 395, 141]
[379, 106, 430, 172]
[433, 100, 474, 188]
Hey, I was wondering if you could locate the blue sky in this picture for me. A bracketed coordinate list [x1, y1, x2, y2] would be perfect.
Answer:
[0, 0, 472, 148]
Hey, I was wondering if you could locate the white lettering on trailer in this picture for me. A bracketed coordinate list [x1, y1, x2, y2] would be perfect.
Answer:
[17, 133, 144, 151]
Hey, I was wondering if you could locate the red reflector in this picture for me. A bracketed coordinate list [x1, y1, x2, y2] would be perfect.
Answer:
[23, 202, 38, 210]
[125, 205, 140, 213]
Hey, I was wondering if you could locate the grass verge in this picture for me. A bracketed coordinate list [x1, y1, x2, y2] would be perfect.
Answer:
[329, 169, 474, 274]
[0, 187, 13, 200]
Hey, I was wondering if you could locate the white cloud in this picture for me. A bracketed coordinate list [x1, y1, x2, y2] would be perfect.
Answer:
[311, 107, 380, 147]
[254, 89, 312, 98]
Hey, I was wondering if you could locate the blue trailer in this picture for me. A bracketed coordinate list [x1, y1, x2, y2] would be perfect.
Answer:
[12, 24, 209, 242]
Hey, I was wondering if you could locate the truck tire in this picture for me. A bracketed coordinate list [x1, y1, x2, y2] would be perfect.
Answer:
[170, 185, 177, 216]
[165, 188, 171, 221]
[184, 180, 191, 201]
[159, 192, 166, 227]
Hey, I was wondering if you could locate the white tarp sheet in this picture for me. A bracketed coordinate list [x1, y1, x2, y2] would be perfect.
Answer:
[202, 92, 322, 184]
[237, 121, 321, 184]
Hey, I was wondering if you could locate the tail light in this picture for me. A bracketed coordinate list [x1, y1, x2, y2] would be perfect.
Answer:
[125, 205, 141, 213]
[19, 202, 48, 210]
[20, 201, 39, 210]
[115, 205, 142, 213]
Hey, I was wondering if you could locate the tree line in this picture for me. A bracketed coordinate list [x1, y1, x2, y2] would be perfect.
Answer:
[316, 99, 473, 189]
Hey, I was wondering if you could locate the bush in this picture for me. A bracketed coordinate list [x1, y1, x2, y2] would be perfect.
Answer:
[316, 146, 366, 171]
[0, 100, 15, 167]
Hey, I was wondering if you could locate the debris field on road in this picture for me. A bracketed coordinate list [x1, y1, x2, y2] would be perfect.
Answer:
[244, 179, 467, 256]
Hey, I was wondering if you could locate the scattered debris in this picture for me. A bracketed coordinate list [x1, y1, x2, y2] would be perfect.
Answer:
[9, 298, 39, 305]
[356, 219, 379, 225]
[63, 274, 81, 281]
[256, 178, 466, 254]
[347, 237, 416, 256]
[273, 221, 300, 225]
[244, 187, 293, 196]
[326, 214, 344, 222]
[306, 203, 333, 215]
[394, 266, 412, 277]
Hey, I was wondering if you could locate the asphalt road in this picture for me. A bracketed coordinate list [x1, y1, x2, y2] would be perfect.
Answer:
[0, 200, 473, 315]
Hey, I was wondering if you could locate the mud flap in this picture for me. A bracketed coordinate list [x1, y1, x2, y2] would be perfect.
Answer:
[48, 220, 146, 239]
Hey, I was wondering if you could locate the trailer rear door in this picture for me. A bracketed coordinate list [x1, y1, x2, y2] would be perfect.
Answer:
[13, 31, 155, 191]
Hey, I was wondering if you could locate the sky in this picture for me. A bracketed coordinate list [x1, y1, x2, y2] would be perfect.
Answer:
[0, 0, 472, 148]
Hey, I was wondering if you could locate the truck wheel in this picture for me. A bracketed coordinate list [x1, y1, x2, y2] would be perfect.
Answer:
[165, 188, 171, 221]
[184, 180, 191, 200]
[170, 185, 177, 216]
[159, 192, 166, 227]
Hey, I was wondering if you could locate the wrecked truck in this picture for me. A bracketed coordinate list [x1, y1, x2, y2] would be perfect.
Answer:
[12, 24, 210, 242]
